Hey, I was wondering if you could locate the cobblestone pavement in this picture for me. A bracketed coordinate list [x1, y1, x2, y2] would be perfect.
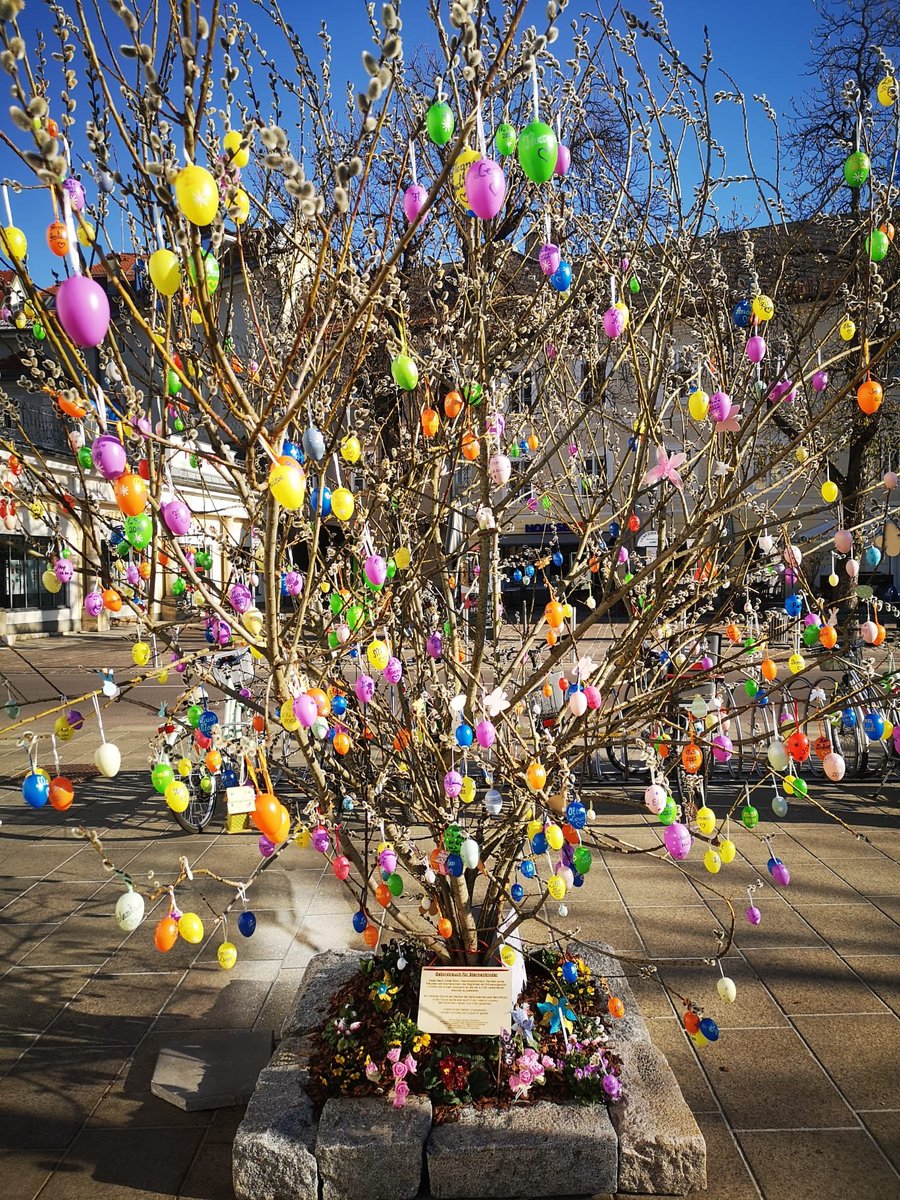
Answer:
[0, 634, 899, 1199]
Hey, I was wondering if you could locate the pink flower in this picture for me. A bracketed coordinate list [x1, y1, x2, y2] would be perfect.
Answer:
[365, 1060, 380, 1082]
[392, 1080, 410, 1107]
[643, 445, 686, 492]
[541, 1055, 556, 1069]
[386, 1047, 401, 1063]
[519, 1067, 533, 1087]
[509, 1073, 521, 1091]
[391, 1061, 408, 1080]
[404, 1053, 417, 1075]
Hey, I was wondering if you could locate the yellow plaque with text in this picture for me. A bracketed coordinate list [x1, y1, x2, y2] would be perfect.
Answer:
[417, 967, 513, 1036]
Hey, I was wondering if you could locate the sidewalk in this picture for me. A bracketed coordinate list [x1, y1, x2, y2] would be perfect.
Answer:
[1, 767, 899, 1199]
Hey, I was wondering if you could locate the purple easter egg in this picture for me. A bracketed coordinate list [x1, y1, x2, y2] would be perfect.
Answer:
[554, 143, 571, 176]
[602, 1073, 621, 1100]
[56, 275, 110, 348]
[162, 498, 192, 535]
[364, 554, 387, 587]
[379, 847, 398, 873]
[126, 563, 140, 586]
[709, 390, 732, 422]
[893, 726, 900, 754]
[475, 719, 496, 748]
[772, 862, 791, 887]
[745, 334, 766, 363]
[812, 369, 828, 392]
[700, 655, 714, 670]
[403, 182, 427, 223]
[618, 546, 629, 564]
[284, 570, 302, 595]
[746, 905, 762, 925]
[229, 582, 253, 612]
[465, 157, 506, 220]
[293, 693, 318, 727]
[403, 183, 428, 223]
[538, 243, 561, 276]
[54, 559, 74, 583]
[383, 656, 403, 684]
[63, 177, 86, 211]
[91, 433, 127, 480]
[804, 612, 821, 627]
[545, 342, 558, 362]
[215, 619, 231, 644]
[67, 708, 84, 730]
[84, 589, 103, 616]
[444, 770, 463, 798]
[603, 306, 627, 338]
[258, 835, 276, 858]
[426, 632, 443, 660]
[136, 416, 152, 437]
[712, 733, 733, 762]
[354, 675, 375, 704]
[312, 826, 330, 853]
[663, 821, 693, 860]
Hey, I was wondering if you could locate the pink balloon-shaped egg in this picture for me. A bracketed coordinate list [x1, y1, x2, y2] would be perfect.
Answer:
[745, 335, 766, 363]
[465, 158, 506, 221]
[403, 183, 428, 223]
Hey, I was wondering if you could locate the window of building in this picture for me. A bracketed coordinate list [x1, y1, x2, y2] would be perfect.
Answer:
[508, 370, 534, 414]
[0, 535, 68, 610]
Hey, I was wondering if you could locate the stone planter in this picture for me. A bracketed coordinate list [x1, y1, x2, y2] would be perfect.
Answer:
[233, 948, 706, 1199]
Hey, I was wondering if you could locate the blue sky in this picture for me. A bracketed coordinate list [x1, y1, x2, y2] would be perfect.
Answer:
[1, 0, 816, 282]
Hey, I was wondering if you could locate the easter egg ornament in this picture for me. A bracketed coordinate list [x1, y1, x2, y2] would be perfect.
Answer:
[56, 275, 111, 348]
[174, 164, 219, 225]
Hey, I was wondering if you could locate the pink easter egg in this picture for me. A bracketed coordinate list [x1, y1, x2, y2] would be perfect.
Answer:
[538, 243, 561, 276]
[354, 675, 375, 704]
[644, 784, 667, 814]
[554, 143, 571, 175]
[745, 334, 766, 363]
[584, 685, 602, 710]
[489, 453, 511, 485]
[465, 157, 506, 220]
[293, 693, 318, 727]
[364, 555, 387, 587]
[812, 369, 828, 392]
[384, 656, 403, 684]
[883, 471, 898, 490]
[834, 529, 853, 554]
[84, 590, 103, 616]
[603, 306, 627, 338]
[56, 275, 110, 348]
[709, 391, 731, 422]
[475, 719, 496, 748]
[54, 559, 74, 583]
[402, 183, 428, 223]
[444, 770, 462, 798]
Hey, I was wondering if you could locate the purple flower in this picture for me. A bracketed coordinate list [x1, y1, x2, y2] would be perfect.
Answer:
[519, 1067, 533, 1087]
[391, 1061, 408, 1080]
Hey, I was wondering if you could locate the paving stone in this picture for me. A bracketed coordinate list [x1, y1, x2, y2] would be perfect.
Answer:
[738, 1129, 900, 1200]
[642, 1019, 718, 1114]
[859, 1110, 900, 1175]
[697, 1026, 855, 1130]
[843, 953, 900, 1015]
[38, 1126, 205, 1199]
[609, 1040, 706, 1195]
[317, 1096, 431, 1200]
[281, 948, 366, 1037]
[742, 946, 889, 1014]
[233, 1036, 318, 1200]
[792, 903, 900, 956]
[151, 1028, 275, 1111]
[793, 1013, 900, 1110]
[427, 1100, 618, 1198]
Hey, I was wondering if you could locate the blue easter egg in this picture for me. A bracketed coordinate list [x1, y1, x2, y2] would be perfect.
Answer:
[446, 853, 464, 877]
[562, 960, 579, 984]
[699, 1016, 719, 1041]
[331, 695, 348, 717]
[309, 486, 332, 517]
[22, 772, 49, 808]
[784, 594, 802, 617]
[566, 801, 587, 829]
[456, 723, 474, 748]
[282, 440, 303, 462]
[237, 910, 256, 937]
[520, 859, 536, 879]
[511, 883, 525, 902]
[863, 711, 885, 741]
[198, 710, 218, 736]
[512, 569, 523, 584]
[351, 910, 368, 933]
[552, 551, 563, 567]
[550, 260, 572, 291]
[531, 832, 548, 855]
[732, 298, 752, 327]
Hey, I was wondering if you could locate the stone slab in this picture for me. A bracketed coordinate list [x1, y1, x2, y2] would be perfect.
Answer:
[317, 1095, 432, 1200]
[233, 1035, 318, 1200]
[608, 1041, 706, 1195]
[150, 1029, 274, 1111]
[581, 944, 651, 1045]
[427, 1100, 618, 1198]
[281, 948, 366, 1038]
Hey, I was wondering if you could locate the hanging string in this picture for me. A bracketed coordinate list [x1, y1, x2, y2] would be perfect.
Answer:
[474, 91, 487, 159]
[531, 60, 540, 123]
[1, 184, 13, 228]
[409, 138, 418, 187]
[61, 190, 81, 277]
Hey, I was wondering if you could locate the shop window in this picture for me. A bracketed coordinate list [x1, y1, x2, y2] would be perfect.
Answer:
[0, 535, 67, 610]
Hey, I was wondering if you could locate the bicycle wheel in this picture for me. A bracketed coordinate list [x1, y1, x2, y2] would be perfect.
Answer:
[168, 733, 219, 833]
[604, 681, 651, 780]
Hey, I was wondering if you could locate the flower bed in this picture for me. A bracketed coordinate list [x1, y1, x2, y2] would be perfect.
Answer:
[307, 941, 623, 1117]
